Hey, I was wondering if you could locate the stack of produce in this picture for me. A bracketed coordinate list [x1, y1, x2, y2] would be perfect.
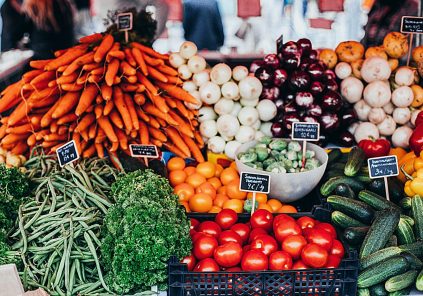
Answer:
[251, 38, 357, 146]
[0, 147, 26, 168]
[0, 33, 204, 162]
[170, 42, 277, 159]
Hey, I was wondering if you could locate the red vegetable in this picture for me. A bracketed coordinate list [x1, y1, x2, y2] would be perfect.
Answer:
[325, 255, 342, 269]
[274, 219, 302, 243]
[358, 137, 390, 158]
[282, 234, 307, 259]
[181, 253, 196, 271]
[241, 250, 268, 271]
[297, 217, 316, 230]
[301, 243, 328, 268]
[218, 230, 243, 246]
[250, 209, 274, 232]
[213, 242, 243, 268]
[269, 251, 293, 270]
[410, 112, 423, 155]
[250, 234, 278, 256]
[330, 240, 345, 258]
[193, 235, 218, 260]
[215, 209, 238, 230]
[230, 223, 250, 244]
[197, 221, 222, 239]
[194, 258, 220, 272]
[305, 228, 333, 251]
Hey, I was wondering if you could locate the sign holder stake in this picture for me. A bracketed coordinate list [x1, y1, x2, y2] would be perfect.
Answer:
[144, 157, 148, 167]
[384, 176, 390, 201]
[301, 140, 307, 168]
[251, 192, 256, 216]
[407, 33, 414, 66]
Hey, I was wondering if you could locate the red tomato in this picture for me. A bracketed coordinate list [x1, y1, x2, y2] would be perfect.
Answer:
[218, 230, 243, 246]
[269, 251, 293, 270]
[273, 214, 295, 228]
[292, 260, 309, 270]
[191, 218, 200, 230]
[225, 266, 242, 272]
[192, 231, 206, 243]
[301, 243, 328, 268]
[215, 209, 238, 229]
[282, 234, 307, 259]
[325, 254, 341, 268]
[197, 221, 222, 239]
[248, 228, 268, 243]
[241, 250, 269, 271]
[243, 244, 251, 252]
[250, 234, 278, 256]
[297, 216, 316, 230]
[194, 258, 220, 272]
[193, 235, 218, 260]
[274, 219, 302, 243]
[230, 223, 250, 244]
[330, 240, 345, 258]
[305, 228, 333, 251]
[315, 222, 337, 239]
[190, 229, 197, 237]
[214, 242, 243, 268]
[181, 253, 196, 271]
[250, 209, 274, 231]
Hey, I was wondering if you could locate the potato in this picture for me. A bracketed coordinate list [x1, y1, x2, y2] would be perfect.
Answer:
[319, 49, 338, 69]
[383, 32, 408, 58]
[411, 84, 423, 108]
[412, 46, 423, 63]
[365, 46, 388, 60]
[351, 59, 364, 80]
[388, 58, 399, 71]
[335, 41, 365, 63]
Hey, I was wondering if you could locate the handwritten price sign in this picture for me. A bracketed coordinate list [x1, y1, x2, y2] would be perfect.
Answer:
[291, 122, 320, 141]
[368, 156, 399, 179]
[240, 172, 270, 194]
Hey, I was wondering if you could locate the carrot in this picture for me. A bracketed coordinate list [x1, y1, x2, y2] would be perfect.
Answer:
[76, 73, 89, 85]
[86, 104, 95, 113]
[11, 141, 28, 155]
[98, 116, 118, 142]
[143, 54, 164, 66]
[157, 64, 178, 76]
[57, 126, 68, 136]
[109, 110, 124, 129]
[107, 50, 125, 61]
[57, 72, 78, 84]
[166, 127, 191, 156]
[63, 52, 95, 75]
[94, 104, 103, 119]
[42, 140, 60, 149]
[105, 59, 120, 87]
[163, 143, 188, 158]
[144, 104, 179, 125]
[44, 133, 68, 142]
[94, 34, 114, 63]
[95, 143, 105, 158]
[57, 65, 67, 72]
[30, 71, 55, 85]
[166, 75, 183, 85]
[35, 130, 49, 141]
[120, 83, 138, 92]
[139, 121, 149, 144]
[194, 131, 204, 148]
[181, 133, 205, 162]
[54, 48, 68, 57]
[45, 46, 88, 71]
[124, 48, 136, 67]
[136, 107, 150, 122]
[30, 86, 60, 100]
[23, 69, 44, 83]
[175, 100, 189, 118]
[60, 83, 84, 92]
[144, 88, 170, 113]
[113, 86, 133, 132]
[50, 121, 58, 133]
[120, 61, 136, 76]
[134, 93, 146, 105]
[79, 33, 103, 44]
[68, 122, 77, 132]
[100, 84, 112, 101]
[87, 75, 102, 84]
[30, 115, 42, 125]
[124, 93, 139, 130]
[1, 97, 22, 113]
[114, 127, 128, 150]
[6, 123, 35, 134]
[30, 59, 52, 69]
[80, 139, 89, 152]
[113, 76, 121, 85]
[148, 126, 167, 142]
[1, 133, 28, 145]
[51, 91, 80, 119]
[132, 47, 148, 76]
[83, 63, 101, 71]
[75, 113, 95, 133]
[130, 129, 137, 139]
[80, 129, 89, 142]
[146, 66, 168, 83]
[164, 96, 177, 108]
[168, 111, 194, 137]
[155, 81, 198, 104]
[156, 118, 167, 127]
[7, 100, 33, 126]
[75, 84, 98, 116]
[125, 75, 138, 84]
[48, 80, 58, 88]
[0, 117, 9, 125]
[88, 123, 97, 139]
[102, 100, 113, 116]
[23, 80, 50, 91]
[57, 113, 78, 125]
[109, 141, 119, 152]
[72, 133, 82, 154]
[0, 125, 7, 139]
[90, 67, 105, 76]
[95, 128, 106, 144]
[0, 82, 21, 113]
[95, 94, 103, 104]
[151, 139, 163, 148]
[27, 133, 36, 146]
[131, 42, 169, 60]
[148, 116, 160, 129]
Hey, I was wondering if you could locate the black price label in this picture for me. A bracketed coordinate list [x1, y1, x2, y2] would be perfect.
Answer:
[239, 172, 270, 194]
[368, 156, 399, 179]
[401, 16, 423, 34]
[117, 12, 133, 31]
[130, 144, 158, 158]
[291, 122, 320, 141]
[56, 140, 79, 167]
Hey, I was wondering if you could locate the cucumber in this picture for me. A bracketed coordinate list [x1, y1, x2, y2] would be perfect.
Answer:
[360, 247, 403, 270]
[360, 208, 401, 259]
[369, 283, 388, 296]
[328, 149, 342, 164]
[357, 256, 409, 288]
[388, 287, 411, 296]
[400, 214, 414, 227]
[361, 166, 369, 175]
[344, 226, 369, 246]
[396, 218, 416, 245]
[320, 176, 365, 196]
[401, 252, 423, 270]
[331, 211, 367, 229]
[366, 179, 403, 203]
[358, 190, 399, 211]
[358, 288, 371, 296]
[334, 183, 356, 199]
[416, 268, 423, 291]
[384, 235, 397, 248]
[357, 174, 372, 183]
[399, 241, 423, 259]
[327, 195, 375, 224]
[411, 195, 423, 240]
[385, 270, 418, 292]
[399, 197, 412, 211]
[344, 147, 366, 177]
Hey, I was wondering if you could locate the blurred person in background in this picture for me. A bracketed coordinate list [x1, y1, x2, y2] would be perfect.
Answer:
[1, 0, 75, 59]
[183, 0, 224, 51]
[74, 0, 96, 39]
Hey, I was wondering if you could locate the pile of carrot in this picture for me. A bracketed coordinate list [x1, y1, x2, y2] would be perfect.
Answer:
[0, 33, 205, 162]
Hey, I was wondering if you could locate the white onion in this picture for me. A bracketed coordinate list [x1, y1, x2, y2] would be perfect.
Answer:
[411, 109, 421, 126]
[225, 141, 242, 159]
[184, 90, 202, 109]
[210, 63, 232, 85]
[377, 115, 396, 136]
[251, 120, 261, 130]
[254, 131, 265, 140]
[238, 106, 259, 126]
[341, 76, 363, 104]
[383, 102, 395, 114]
[230, 102, 242, 117]
[182, 81, 197, 93]
[395, 66, 414, 86]
[240, 98, 259, 107]
[200, 120, 218, 138]
[232, 66, 249, 81]
[260, 122, 273, 137]
[392, 86, 414, 107]
[239, 76, 263, 100]
[198, 106, 217, 123]
[187, 55, 206, 74]
[256, 100, 277, 121]
[354, 100, 372, 121]
[193, 70, 210, 87]
[169, 53, 185, 68]
[221, 81, 239, 100]
[348, 122, 359, 135]
[392, 107, 411, 125]
[178, 64, 192, 80]
[360, 56, 391, 83]
[179, 41, 197, 59]
[208, 136, 226, 153]
[221, 134, 234, 141]
[368, 108, 386, 125]
[392, 125, 413, 148]
[214, 99, 234, 115]
[235, 126, 256, 143]
[363, 81, 391, 108]
[199, 82, 221, 105]
[335, 62, 352, 79]
[216, 114, 240, 137]
[354, 122, 380, 143]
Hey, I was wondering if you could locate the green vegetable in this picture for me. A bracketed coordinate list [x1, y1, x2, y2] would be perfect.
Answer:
[320, 176, 365, 196]
[334, 184, 355, 199]
[399, 197, 412, 210]
[399, 241, 423, 259]
[358, 288, 371, 296]
[411, 195, 423, 240]
[305, 158, 320, 170]
[287, 141, 301, 152]
[343, 226, 369, 246]
[269, 139, 287, 151]
[331, 211, 367, 229]
[239, 152, 257, 163]
[369, 283, 388, 296]
[328, 149, 342, 164]
[243, 199, 258, 213]
[385, 270, 418, 292]
[385, 235, 398, 248]
[360, 247, 402, 270]
[358, 190, 399, 211]
[262, 158, 275, 169]
[258, 136, 272, 145]
[255, 147, 269, 162]
[286, 150, 297, 161]
[327, 195, 374, 224]
[416, 268, 423, 291]
[396, 217, 416, 245]
[265, 162, 286, 173]
[344, 147, 366, 177]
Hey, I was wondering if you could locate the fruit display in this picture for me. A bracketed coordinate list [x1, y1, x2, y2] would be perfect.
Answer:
[251, 38, 357, 146]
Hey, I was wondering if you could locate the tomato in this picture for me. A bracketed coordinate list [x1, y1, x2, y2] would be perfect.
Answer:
[297, 216, 316, 230]
[273, 214, 295, 228]
[241, 250, 268, 271]
[225, 266, 242, 272]
[190, 218, 200, 230]
[305, 228, 333, 251]
[315, 222, 337, 239]
[214, 242, 243, 268]
[215, 209, 238, 229]
[292, 260, 309, 270]
[197, 221, 222, 239]
[248, 228, 268, 243]
[273, 219, 302, 243]
[218, 230, 243, 245]
[301, 243, 328, 268]
[250, 234, 278, 256]
[181, 253, 196, 271]
[243, 244, 251, 252]
[193, 235, 218, 260]
[282, 234, 307, 260]
[325, 255, 341, 269]
[330, 240, 345, 258]
[194, 258, 220, 272]
[269, 251, 293, 270]
[250, 209, 274, 232]
[192, 231, 206, 243]
[231, 223, 250, 244]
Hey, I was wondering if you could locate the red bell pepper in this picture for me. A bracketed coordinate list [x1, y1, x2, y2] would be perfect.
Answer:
[358, 138, 390, 158]
[410, 111, 423, 156]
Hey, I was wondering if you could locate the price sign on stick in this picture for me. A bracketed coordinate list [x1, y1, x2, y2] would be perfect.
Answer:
[117, 12, 133, 43]
[292, 122, 320, 169]
[368, 155, 399, 201]
[130, 144, 159, 167]
[400, 16, 423, 66]
[240, 172, 271, 215]
[56, 140, 79, 167]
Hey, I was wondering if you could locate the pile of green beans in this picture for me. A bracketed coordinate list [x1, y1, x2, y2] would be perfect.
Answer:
[11, 155, 118, 296]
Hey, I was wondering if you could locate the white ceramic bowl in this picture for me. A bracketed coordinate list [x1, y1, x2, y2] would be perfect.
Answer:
[234, 139, 328, 202]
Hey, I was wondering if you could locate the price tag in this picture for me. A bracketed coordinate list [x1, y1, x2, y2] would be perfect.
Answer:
[117, 12, 133, 31]
[401, 16, 423, 34]
[368, 155, 399, 179]
[239, 172, 270, 194]
[56, 140, 79, 167]
[130, 144, 158, 158]
[291, 122, 320, 141]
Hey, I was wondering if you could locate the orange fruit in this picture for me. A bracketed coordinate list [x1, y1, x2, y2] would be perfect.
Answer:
[208, 206, 222, 213]
[196, 182, 217, 199]
[189, 193, 213, 213]
[169, 170, 187, 187]
[174, 183, 195, 202]
[208, 177, 222, 190]
[220, 168, 239, 185]
[267, 199, 283, 212]
[226, 180, 247, 200]
[247, 192, 268, 203]
[215, 164, 224, 177]
[180, 201, 190, 212]
[214, 194, 229, 208]
[217, 186, 227, 195]
[230, 162, 238, 170]
[168, 157, 185, 171]
[184, 166, 197, 176]
[278, 205, 298, 213]
[257, 203, 273, 212]
[186, 173, 207, 188]
[196, 162, 216, 179]
[222, 199, 244, 213]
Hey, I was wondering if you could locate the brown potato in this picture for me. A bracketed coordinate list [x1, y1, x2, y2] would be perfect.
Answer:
[351, 59, 364, 80]
[365, 46, 388, 60]
[319, 49, 338, 69]
[335, 41, 365, 63]
[383, 32, 409, 58]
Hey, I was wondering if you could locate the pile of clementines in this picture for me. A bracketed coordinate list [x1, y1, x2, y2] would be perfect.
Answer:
[167, 157, 298, 214]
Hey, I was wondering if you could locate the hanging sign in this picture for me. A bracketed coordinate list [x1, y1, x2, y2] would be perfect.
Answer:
[56, 140, 79, 167]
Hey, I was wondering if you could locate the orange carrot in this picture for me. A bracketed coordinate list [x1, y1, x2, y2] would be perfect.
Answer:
[169, 110, 194, 137]
[90, 67, 105, 76]
[80, 129, 89, 142]
[81, 144, 95, 157]
[151, 139, 163, 148]
[175, 100, 189, 118]
[164, 96, 177, 108]
[48, 80, 58, 88]
[86, 104, 95, 113]
[88, 124, 97, 139]
[42, 140, 60, 149]
[54, 48, 68, 57]
[57, 72, 78, 84]
[146, 66, 168, 83]
[79, 33, 103, 44]
[120, 61, 136, 76]
[132, 47, 148, 76]
[30, 115, 42, 125]
[83, 63, 101, 71]
[72, 133, 82, 154]
[137, 84, 146, 92]
[50, 121, 58, 133]
[0, 117, 9, 125]
[113, 76, 121, 85]
[136, 108, 150, 122]
[129, 130, 137, 139]
[181, 133, 205, 162]
[95, 94, 103, 104]
[75, 113, 95, 133]
[30, 59, 52, 69]
[76, 73, 89, 85]
[35, 130, 49, 141]
[30, 71, 55, 85]
[94, 104, 103, 119]
[44, 133, 68, 142]
[95, 128, 106, 144]
[57, 113, 78, 125]
[131, 42, 169, 60]
[0, 82, 21, 113]
[1, 133, 28, 145]
[144, 104, 178, 125]
[57, 65, 67, 72]
[163, 142, 188, 158]
[95, 143, 105, 158]
[7, 100, 33, 126]
[139, 121, 149, 144]
[100, 84, 112, 101]
[155, 81, 198, 104]
[57, 126, 68, 136]
[113, 86, 133, 132]
[98, 116, 118, 142]
[103, 100, 114, 116]
[87, 75, 102, 84]
[125, 75, 138, 84]
[75, 84, 98, 116]
[109, 110, 124, 129]
[27, 133, 36, 146]
[124, 48, 137, 67]
[94, 34, 114, 63]
[166, 127, 191, 156]
[156, 118, 167, 127]
[143, 87, 169, 113]
[60, 83, 84, 92]
[11, 141, 28, 155]
[30, 86, 60, 100]
[166, 75, 183, 85]
[114, 127, 128, 150]
[148, 126, 167, 142]
[68, 122, 77, 133]
[134, 93, 146, 105]
[80, 139, 89, 152]
[23, 80, 50, 91]
[62, 51, 94, 76]
[143, 54, 164, 66]
[22, 69, 44, 83]
[6, 123, 35, 134]
[124, 93, 139, 130]
[120, 83, 138, 92]
[194, 131, 204, 148]
[51, 91, 80, 119]
[109, 141, 119, 152]
[157, 64, 178, 76]
[105, 59, 120, 86]
[45, 46, 88, 71]
[107, 50, 125, 60]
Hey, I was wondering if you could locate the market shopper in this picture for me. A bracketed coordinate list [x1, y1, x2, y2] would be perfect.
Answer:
[1, 0, 75, 59]
[183, 0, 225, 51]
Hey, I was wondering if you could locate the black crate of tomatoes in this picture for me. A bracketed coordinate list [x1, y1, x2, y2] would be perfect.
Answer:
[168, 207, 358, 296]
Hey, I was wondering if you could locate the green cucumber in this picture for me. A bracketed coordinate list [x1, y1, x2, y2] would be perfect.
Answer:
[360, 208, 401, 259]
[357, 256, 409, 288]
[388, 287, 411, 296]
[358, 190, 399, 211]
[331, 211, 367, 229]
[400, 215, 414, 227]
[328, 149, 342, 164]
[399, 197, 412, 210]
[344, 226, 369, 246]
[396, 218, 416, 245]
[384, 235, 397, 248]
[334, 183, 356, 199]
[327, 195, 375, 224]
[416, 268, 423, 291]
[358, 288, 371, 296]
[344, 147, 366, 177]
[360, 247, 402, 270]
[401, 252, 423, 270]
[369, 283, 388, 296]
[411, 195, 423, 240]
[357, 174, 372, 183]
[399, 241, 423, 259]
[320, 176, 365, 196]
[385, 270, 418, 292]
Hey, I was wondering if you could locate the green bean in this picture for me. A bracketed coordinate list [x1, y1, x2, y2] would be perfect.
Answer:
[24, 198, 47, 230]
[48, 178, 58, 213]
[18, 205, 28, 254]
[55, 285, 66, 296]
[68, 260, 76, 296]
[84, 232, 110, 292]
[53, 235, 67, 288]
[64, 219, 73, 293]
[42, 247, 62, 286]
[78, 281, 103, 294]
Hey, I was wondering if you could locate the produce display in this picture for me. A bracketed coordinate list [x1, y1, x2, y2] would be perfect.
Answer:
[0, 147, 26, 168]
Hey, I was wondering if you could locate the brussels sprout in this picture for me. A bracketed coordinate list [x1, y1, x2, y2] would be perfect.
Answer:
[292, 160, 299, 168]
[266, 162, 287, 173]
[255, 143, 267, 149]
[248, 148, 256, 154]
[270, 150, 280, 159]
[281, 158, 293, 169]
[297, 152, 303, 161]
[288, 141, 302, 152]
[244, 199, 258, 213]
[263, 157, 276, 169]
[253, 162, 263, 170]
[306, 150, 316, 159]
[256, 147, 269, 162]
[240, 152, 257, 163]
[305, 158, 320, 170]
[259, 136, 272, 145]
[289, 168, 297, 173]
[269, 139, 287, 151]
[286, 150, 297, 161]
[245, 162, 262, 169]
